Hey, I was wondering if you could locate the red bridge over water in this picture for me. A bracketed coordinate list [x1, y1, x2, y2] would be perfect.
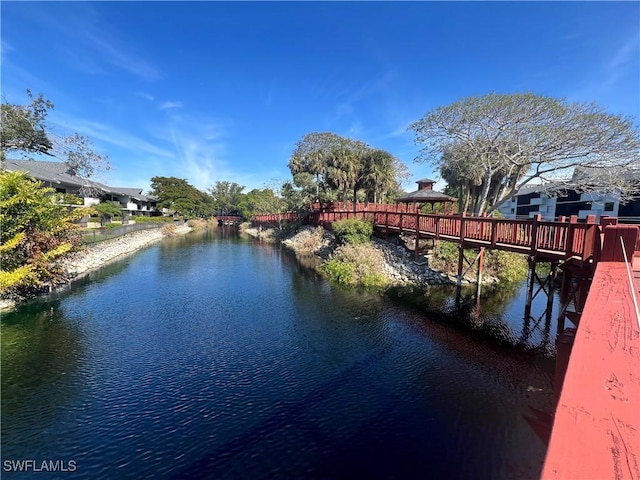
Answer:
[253, 202, 640, 479]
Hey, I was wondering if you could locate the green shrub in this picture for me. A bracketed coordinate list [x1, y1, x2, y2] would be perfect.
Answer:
[430, 240, 528, 283]
[484, 249, 529, 283]
[331, 218, 373, 245]
[323, 258, 357, 285]
[322, 243, 388, 287]
[0, 171, 81, 297]
[94, 201, 122, 219]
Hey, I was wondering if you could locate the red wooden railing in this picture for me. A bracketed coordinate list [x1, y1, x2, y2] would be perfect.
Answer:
[253, 202, 615, 262]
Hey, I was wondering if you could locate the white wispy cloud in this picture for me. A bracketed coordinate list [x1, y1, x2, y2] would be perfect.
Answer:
[325, 69, 398, 130]
[382, 122, 413, 140]
[608, 32, 639, 70]
[568, 30, 640, 104]
[0, 40, 14, 57]
[160, 101, 184, 111]
[84, 31, 160, 81]
[344, 121, 364, 139]
[161, 114, 235, 190]
[23, 3, 160, 81]
[137, 92, 155, 102]
[53, 116, 174, 159]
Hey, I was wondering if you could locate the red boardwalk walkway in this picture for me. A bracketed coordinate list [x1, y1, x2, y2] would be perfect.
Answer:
[542, 258, 640, 479]
[254, 202, 602, 262]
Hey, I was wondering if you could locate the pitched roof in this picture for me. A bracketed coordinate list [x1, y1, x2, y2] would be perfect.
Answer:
[396, 189, 457, 203]
[3, 159, 105, 189]
[3, 159, 155, 201]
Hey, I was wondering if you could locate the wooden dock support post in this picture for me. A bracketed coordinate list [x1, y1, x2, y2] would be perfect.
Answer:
[475, 247, 485, 302]
[414, 202, 420, 261]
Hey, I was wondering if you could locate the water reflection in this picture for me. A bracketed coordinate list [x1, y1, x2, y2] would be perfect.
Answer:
[1, 300, 83, 458]
[1, 232, 551, 479]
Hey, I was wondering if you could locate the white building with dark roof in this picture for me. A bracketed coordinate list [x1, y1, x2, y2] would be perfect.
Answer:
[497, 183, 639, 223]
[3, 159, 158, 216]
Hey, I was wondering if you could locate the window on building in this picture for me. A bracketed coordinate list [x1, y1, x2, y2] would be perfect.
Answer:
[604, 202, 614, 212]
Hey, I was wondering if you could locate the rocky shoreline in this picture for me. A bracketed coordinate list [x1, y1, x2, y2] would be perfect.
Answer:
[0, 224, 192, 312]
[244, 225, 498, 287]
[59, 225, 192, 279]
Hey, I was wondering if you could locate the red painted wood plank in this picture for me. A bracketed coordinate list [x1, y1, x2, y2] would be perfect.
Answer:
[542, 262, 640, 480]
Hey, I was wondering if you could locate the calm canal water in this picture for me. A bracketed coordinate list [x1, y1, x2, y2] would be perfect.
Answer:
[1, 229, 555, 479]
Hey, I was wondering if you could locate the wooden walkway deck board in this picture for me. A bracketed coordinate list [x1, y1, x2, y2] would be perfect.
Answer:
[541, 259, 640, 479]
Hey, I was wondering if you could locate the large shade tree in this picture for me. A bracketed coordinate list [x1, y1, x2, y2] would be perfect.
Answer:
[288, 131, 408, 205]
[409, 92, 640, 214]
[208, 181, 245, 216]
[289, 132, 344, 199]
[150, 176, 214, 218]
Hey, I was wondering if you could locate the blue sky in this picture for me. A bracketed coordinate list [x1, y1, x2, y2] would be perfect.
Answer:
[2, 1, 638, 194]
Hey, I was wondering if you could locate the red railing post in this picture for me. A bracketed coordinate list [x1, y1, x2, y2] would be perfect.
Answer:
[459, 212, 467, 245]
[385, 210, 389, 235]
[581, 215, 598, 261]
[565, 215, 578, 258]
[530, 214, 541, 256]
[490, 218, 497, 247]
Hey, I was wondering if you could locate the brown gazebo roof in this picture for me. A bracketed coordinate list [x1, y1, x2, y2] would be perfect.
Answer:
[396, 189, 457, 203]
[396, 178, 457, 204]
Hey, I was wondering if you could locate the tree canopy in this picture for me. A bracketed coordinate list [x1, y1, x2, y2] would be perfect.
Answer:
[1, 90, 110, 178]
[409, 92, 640, 214]
[150, 176, 215, 218]
[208, 181, 245, 215]
[288, 131, 408, 205]
[1, 90, 53, 158]
[93, 201, 123, 224]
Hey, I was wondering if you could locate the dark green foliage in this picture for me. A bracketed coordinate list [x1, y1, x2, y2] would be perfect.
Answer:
[1, 90, 110, 176]
[288, 131, 408, 205]
[208, 181, 245, 215]
[483, 249, 529, 283]
[331, 218, 373, 245]
[93, 201, 122, 222]
[150, 176, 215, 218]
